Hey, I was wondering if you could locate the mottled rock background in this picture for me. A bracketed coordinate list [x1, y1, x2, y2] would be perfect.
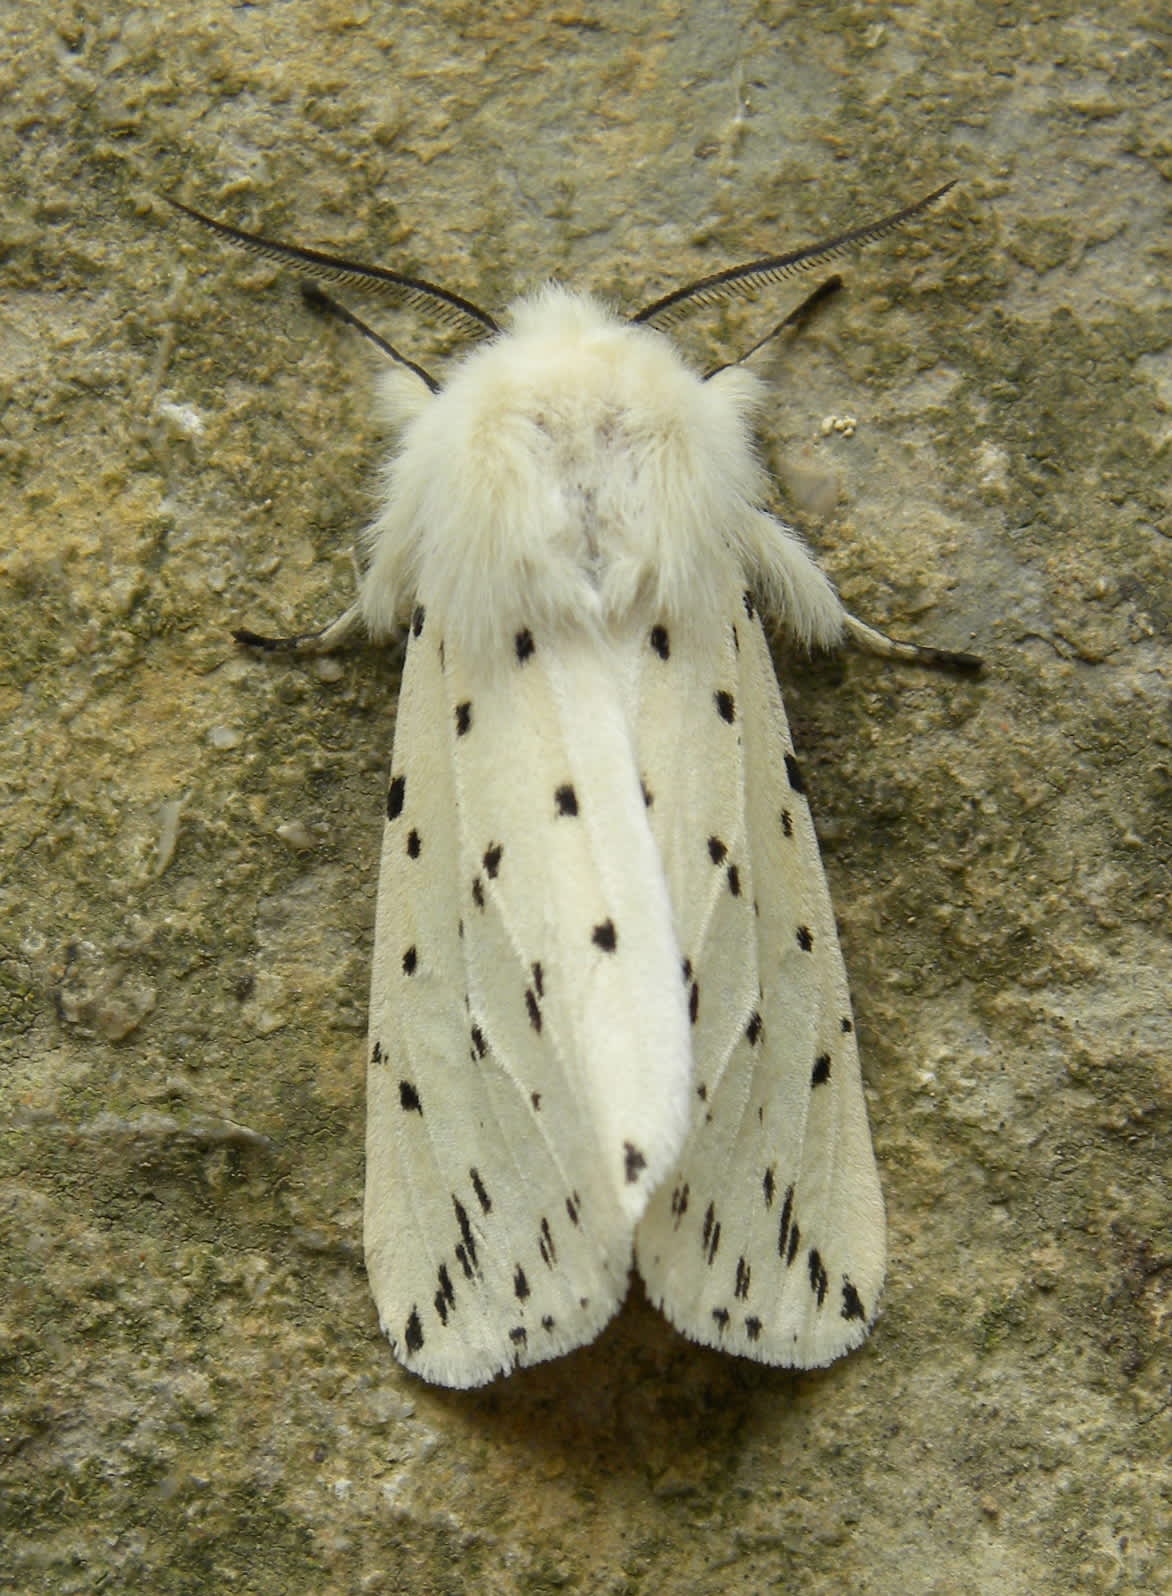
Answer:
[2, 3, 1168, 1592]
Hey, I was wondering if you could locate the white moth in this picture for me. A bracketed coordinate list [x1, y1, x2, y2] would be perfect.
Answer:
[170, 183, 977, 1387]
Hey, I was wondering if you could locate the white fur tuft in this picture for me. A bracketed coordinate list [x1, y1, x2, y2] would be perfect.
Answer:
[359, 287, 843, 659]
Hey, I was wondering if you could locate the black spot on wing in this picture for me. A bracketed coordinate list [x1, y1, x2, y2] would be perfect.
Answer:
[554, 783, 579, 816]
[641, 779, 654, 808]
[565, 1191, 581, 1226]
[371, 1040, 382, 1065]
[406, 828, 422, 858]
[842, 1279, 867, 1322]
[411, 604, 426, 637]
[434, 1264, 455, 1324]
[780, 809, 793, 838]
[808, 1249, 829, 1307]
[525, 985, 542, 1033]
[708, 836, 728, 864]
[404, 1308, 424, 1353]
[735, 1257, 751, 1300]
[470, 1167, 491, 1213]
[483, 842, 503, 878]
[727, 864, 741, 897]
[762, 1166, 775, 1208]
[402, 945, 418, 975]
[399, 1081, 422, 1113]
[714, 689, 736, 723]
[712, 1307, 730, 1331]
[777, 1186, 796, 1261]
[455, 700, 473, 736]
[650, 624, 670, 660]
[701, 1202, 721, 1265]
[670, 1183, 689, 1225]
[387, 775, 406, 821]
[785, 753, 805, 794]
[796, 925, 814, 952]
[531, 961, 544, 997]
[745, 1315, 762, 1342]
[513, 1265, 530, 1301]
[470, 1024, 488, 1059]
[623, 1142, 647, 1183]
[592, 920, 617, 952]
[515, 628, 535, 663]
[841, 1016, 854, 1034]
[472, 876, 485, 909]
[742, 590, 756, 620]
[745, 1010, 763, 1046]
[811, 1053, 832, 1086]
[538, 1217, 556, 1267]
[452, 1196, 478, 1272]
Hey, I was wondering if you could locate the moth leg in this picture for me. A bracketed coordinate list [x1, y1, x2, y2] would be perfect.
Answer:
[842, 610, 983, 675]
[233, 543, 367, 654]
[704, 277, 843, 380]
[232, 597, 366, 655]
[301, 283, 440, 394]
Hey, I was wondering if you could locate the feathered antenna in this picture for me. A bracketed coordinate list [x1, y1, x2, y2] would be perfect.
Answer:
[163, 195, 500, 339]
[631, 180, 956, 329]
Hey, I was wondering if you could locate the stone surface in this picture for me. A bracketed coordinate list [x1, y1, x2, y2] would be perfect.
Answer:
[2, 2, 1168, 1592]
